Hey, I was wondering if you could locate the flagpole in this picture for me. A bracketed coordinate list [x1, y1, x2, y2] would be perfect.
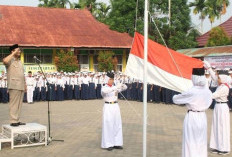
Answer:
[143, 0, 148, 156]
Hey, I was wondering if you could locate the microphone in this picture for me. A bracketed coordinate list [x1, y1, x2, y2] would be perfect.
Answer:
[33, 56, 42, 63]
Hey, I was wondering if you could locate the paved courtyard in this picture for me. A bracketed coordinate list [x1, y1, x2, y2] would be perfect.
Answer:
[0, 100, 231, 157]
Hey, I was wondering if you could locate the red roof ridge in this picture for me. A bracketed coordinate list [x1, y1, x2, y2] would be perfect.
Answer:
[196, 16, 232, 47]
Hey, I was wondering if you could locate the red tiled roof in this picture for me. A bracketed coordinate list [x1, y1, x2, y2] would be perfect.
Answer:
[0, 5, 133, 48]
[196, 16, 232, 47]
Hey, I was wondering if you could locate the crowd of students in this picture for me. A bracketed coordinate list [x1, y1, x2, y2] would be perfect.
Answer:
[0, 68, 231, 111]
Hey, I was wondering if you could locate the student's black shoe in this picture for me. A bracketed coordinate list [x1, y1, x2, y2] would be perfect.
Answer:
[113, 146, 123, 149]
[107, 147, 114, 151]
[10, 123, 19, 127]
[210, 149, 219, 154]
[218, 151, 229, 155]
[18, 122, 26, 125]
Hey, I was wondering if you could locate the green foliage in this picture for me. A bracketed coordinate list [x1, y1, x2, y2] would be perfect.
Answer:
[168, 31, 198, 50]
[105, 0, 144, 36]
[97, 51, 114, 72]
[73, 0, 97, 11]
[94, 2, 111, 23]
[190, 0, 230, 27]
[206, 26, 231, 47]
[54, 50, 79, 72]
[104, 0, 198, 49]
[38, 0, 73, 8]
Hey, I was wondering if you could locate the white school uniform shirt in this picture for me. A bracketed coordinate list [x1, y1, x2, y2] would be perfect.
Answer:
[82, 77, 89, 85]
[173, 85, 212, 111]
[70, 77, 76, 88]
[89, 77, 95, 83]
[212, 84, 229, 102]
[73, 77, 78, 85]
[0, 80, 3, 88]
[94, 77, 100, 86]
[26, 77, 35, 86]
[101, 84, 127, 102]
[50, 77, 57, 84]
[56, 78, 65, 88]
[35, 79, 43, 90]
[77, 77, 82, 85]
[62, 76, 67, 84]
[208, 69, 218, 87]
[1, 79, 7, 88]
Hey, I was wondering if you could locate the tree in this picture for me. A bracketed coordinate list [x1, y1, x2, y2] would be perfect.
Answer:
[73, 0, 97, 12]
[204, 0, 219, 27]
[38, 0, 50, 7]
[150, 0, 198, 49]
[105, 0, 198, 49]
[105, 0, 144, 36]
[54, 50, 79, 72]
[206, 26, 231, 47]
[189, 0, 206, 33]
[38, 0, 72, 8]
[94, 2, 111, 23]
[168, 31, 199, 50]
[97, 51, 114, 72]
[217, 0, 230, 22]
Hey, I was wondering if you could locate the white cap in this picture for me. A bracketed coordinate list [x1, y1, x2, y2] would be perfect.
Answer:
[224, 68, 230, 71]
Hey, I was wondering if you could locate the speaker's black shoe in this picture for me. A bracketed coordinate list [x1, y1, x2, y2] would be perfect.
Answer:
[113, 146, 123, 149]
[10, 123, 19, 127]
[18, 122, 26, 125]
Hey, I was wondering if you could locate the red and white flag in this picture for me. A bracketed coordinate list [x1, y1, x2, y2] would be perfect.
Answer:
[125, 32, 203, 92]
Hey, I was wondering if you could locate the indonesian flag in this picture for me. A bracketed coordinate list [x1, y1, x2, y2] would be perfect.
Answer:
[125, 32, 203, 92]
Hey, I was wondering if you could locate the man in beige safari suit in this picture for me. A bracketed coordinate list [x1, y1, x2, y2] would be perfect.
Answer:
[3, 44, 26, 127]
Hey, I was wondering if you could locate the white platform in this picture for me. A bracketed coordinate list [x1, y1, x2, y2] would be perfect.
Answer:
[0, 123, 47, 150]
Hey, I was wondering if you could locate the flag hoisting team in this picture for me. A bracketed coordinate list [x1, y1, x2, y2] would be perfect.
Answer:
[173, 61, 231, 156]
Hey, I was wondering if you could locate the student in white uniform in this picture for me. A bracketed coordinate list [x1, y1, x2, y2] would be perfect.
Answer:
[26, 71, 35, 104]
[172, 67, 212, 157]
[101, 72, 127, 151]
[209, 70, 231, 155]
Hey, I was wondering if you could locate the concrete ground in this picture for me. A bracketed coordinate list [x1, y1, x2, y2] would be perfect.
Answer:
[0, 100, 231, 157]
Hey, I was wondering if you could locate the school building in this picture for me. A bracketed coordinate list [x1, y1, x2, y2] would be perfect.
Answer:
[0, 5, 133, 73]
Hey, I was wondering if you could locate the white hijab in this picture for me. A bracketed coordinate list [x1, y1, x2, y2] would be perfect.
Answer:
[218, 74, 229, 84]
[191, 75, 207, 87]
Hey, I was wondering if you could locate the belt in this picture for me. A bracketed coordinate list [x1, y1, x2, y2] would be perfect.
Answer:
[216, 101, 228, 103]
[188, 110, 204, 113]
[105, 101, 118, 104]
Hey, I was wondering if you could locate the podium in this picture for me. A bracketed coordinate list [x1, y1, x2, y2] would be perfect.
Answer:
[0, 123, 47, 150]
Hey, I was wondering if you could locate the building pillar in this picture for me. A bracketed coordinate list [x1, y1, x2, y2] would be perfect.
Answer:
[21, 51, 24, 63]
[52, 49, 56, 64]
[89, 53, 94, 72]
[122, 49, 127, 72]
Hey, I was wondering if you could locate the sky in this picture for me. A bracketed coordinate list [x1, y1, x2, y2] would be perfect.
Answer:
[0, 0, 231, 34]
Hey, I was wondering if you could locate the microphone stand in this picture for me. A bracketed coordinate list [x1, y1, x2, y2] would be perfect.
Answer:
[34, 59, 64, 144]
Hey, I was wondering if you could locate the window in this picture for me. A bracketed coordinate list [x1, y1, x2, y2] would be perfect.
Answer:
[78, 55, 89, 64]
[115, 55, 123, 72]
[24, 49, 52, 64]
[116, 55, 122, 64]
[0, 48, 10, 62]
[0, 53, 8, 62]
[93, 55, 98, 64]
